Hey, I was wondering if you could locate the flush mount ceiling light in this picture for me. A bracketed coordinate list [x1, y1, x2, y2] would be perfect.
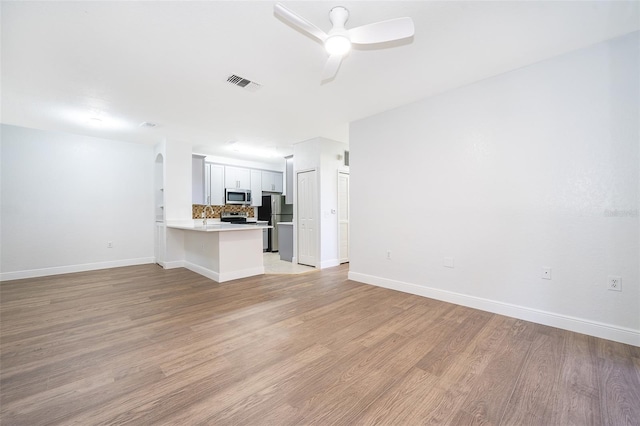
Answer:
[274, 3, 414, 81]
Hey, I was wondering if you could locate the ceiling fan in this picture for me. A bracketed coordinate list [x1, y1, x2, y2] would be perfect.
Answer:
[274, 3, 415, 81]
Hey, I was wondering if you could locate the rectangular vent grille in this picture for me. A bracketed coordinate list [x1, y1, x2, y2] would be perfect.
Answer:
[227, 74, 262, 92]
[344, 150, 350, 166]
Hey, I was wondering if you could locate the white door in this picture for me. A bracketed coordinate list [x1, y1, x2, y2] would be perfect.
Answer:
[297, 170, 317, 267]
[338, 172, 349, 263]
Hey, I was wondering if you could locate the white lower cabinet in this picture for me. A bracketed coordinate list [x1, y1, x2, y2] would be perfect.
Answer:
[263, 228, 268, 251]
[155, 223, 165, 265]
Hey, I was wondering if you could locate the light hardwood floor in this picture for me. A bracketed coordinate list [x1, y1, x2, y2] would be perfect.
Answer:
[1, 264, 639, 425]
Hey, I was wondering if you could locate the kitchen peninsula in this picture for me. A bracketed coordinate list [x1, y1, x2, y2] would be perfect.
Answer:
[167, 221, 271, 283]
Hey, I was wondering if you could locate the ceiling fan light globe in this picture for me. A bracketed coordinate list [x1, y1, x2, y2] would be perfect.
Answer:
[324, 35, 351, 56]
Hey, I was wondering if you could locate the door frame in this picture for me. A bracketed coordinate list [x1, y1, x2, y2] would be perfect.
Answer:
[337, 171, 350, 264]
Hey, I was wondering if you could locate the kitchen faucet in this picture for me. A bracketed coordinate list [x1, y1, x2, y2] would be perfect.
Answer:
[203, 205, 215, 225]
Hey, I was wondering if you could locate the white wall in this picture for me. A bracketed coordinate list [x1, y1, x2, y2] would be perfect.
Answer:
[164, 139, 192, 222]
[349, 32, 639, 346]
[1, 124, 155, 280]
[202, 155, 285, 173]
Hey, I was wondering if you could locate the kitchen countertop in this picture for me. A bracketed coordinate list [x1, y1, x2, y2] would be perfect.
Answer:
[167, 221, 272, 232]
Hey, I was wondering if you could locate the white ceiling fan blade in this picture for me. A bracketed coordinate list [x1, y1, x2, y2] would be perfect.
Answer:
[321, 54, 343, 81]
[348, 17, 415, 45]
[274, 3, 328, 43]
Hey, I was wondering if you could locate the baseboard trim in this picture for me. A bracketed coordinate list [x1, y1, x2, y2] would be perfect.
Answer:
[0, 257, 156, 282]
[184, 262, 220, 282]
[162, 260, 185, 269]
[348, 271, 640, 347]
[183, 262, 264, 283]
[319, 259, 340, 269]
[219, 266, 265, 282]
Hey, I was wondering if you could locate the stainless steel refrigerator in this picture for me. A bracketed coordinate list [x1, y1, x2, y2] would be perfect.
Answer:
[258, 194, 293, 252]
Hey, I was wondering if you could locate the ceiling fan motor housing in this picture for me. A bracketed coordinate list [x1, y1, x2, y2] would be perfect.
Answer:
[325, 6, 351, 55]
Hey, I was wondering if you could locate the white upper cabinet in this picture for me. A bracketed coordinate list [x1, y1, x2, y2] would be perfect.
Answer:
[192, 155, 206, 204]
[205, 163, 225, 205]
[261, 171, 283, 193]
[192, 159, 284, 205]
[285, 156, 293, 204]
[250, 170, 262, 207]
[225, 166, 251, 189]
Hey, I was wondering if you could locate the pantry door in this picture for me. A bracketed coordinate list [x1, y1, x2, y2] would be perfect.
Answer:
[297, 170, 317, 267]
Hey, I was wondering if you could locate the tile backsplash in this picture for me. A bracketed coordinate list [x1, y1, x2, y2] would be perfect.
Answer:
[192, 204, 255, 219]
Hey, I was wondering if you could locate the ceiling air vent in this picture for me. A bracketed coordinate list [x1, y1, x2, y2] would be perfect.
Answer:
[226, 74, 262, 92]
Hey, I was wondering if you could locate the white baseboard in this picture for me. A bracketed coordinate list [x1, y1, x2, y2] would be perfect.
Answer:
[0, 257, 156, 282]
[348, 271, 640, 347]
[184, 262, 264, 283]
[184, 262, 220, 282]
[162, 260, 185, 269]
[219, 266, 265, 282]
[319, 259, 340, 269]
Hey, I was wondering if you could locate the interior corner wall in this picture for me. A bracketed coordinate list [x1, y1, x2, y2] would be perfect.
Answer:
[0, 124, 155, 280]
[293, 137, 348, 268]
[164, 139, 192, 221]
[348, 32, 640, 346]
[319, 139, 349, 268]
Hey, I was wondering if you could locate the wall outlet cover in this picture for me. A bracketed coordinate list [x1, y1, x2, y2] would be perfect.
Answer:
[444, 257, 454, 268]
[608, 275, 621, 291]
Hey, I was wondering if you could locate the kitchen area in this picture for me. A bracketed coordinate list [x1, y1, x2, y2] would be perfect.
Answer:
[172, 155, 300, 281]
[156, 137, 348, 283]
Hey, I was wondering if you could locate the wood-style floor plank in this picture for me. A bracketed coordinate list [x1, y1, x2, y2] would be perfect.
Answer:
[1, 263, 639, 425]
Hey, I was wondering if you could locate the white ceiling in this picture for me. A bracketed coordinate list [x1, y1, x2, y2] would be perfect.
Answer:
[2, 1, 639, 164]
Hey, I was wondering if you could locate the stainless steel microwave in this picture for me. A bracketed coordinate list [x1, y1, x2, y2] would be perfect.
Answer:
[225, 188, 251, 205]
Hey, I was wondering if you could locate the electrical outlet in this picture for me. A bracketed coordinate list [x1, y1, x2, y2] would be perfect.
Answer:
[444, 257, 454, 268]
[608, 275, 621, 291]
[107, 241, 113, 249]
[541, 267, 551, 280]
[386, 250, 391, 260]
